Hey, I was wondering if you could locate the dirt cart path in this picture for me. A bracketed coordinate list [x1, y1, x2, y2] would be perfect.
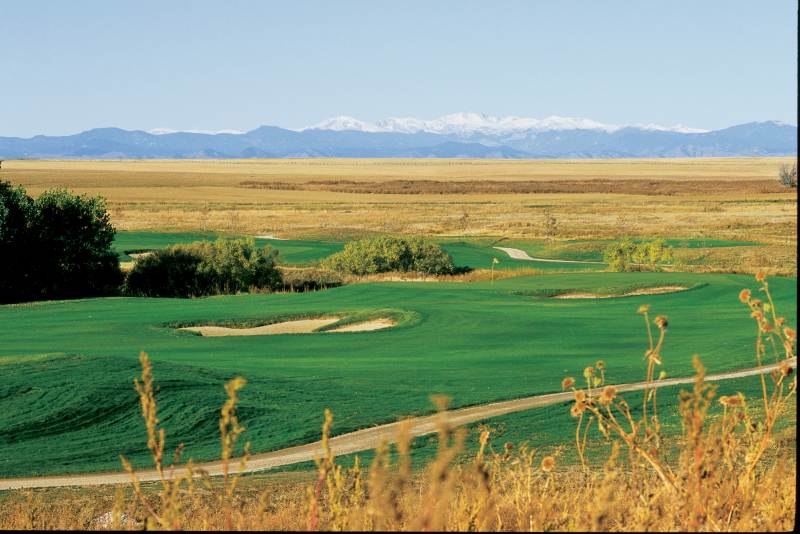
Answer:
[494, 247, 605, 264]
[0, 358, 794, 490]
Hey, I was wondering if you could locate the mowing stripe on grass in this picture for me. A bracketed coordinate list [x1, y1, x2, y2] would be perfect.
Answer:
[0, 357, 793, 490]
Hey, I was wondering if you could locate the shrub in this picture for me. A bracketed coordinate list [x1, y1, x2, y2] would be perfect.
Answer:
[0, 182, 122, 303]
[279, 267, 344, 292]
[603, 238, 673, 272]
[778, 162, 797, 188]
[124, 238, 282, 297]
[123, 248, 206, 298]
[320, 236, 456, 275]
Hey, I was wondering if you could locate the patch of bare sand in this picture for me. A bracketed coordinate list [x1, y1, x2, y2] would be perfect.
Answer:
[181, 317, 340, 336]
[553, 286, 689, 299]
[180, 317, 398, 336]
[328, 318, 397, 332]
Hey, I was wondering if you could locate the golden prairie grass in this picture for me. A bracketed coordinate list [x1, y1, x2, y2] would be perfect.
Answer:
[0, 273, 795, 531]
[1, 157, 796, 277]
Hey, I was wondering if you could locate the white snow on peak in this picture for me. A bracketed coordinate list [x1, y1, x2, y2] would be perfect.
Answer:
[303, 116, 384, 133]
[628, 123, 709, 134]
[148, 128, 245, 135]
[298, 113, 708, 135]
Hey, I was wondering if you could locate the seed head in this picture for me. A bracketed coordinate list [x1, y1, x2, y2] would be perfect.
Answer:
[654, 315, 668, 329]
[570, 402, 585, 417]
[540, 456, 555, 472]
[755, 271, 766, 282]
[574, 389, 587, 403]
[779, 361, 793, 378]
[561, 377, 576, 390]
[595, 360, 605, 371]
[583, 366, 595, 379]
[599, 385, 617, 406]
[784, 327, 796, 341]
[719, 395, 742, 407]
[739, 289, 751, 303]
[637, 304, 651, 314]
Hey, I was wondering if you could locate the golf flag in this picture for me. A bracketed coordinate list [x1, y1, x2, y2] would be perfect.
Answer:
[492, 257, 500, 264]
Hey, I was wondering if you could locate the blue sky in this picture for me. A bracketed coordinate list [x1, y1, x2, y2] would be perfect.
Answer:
[1, 0, 796, 137]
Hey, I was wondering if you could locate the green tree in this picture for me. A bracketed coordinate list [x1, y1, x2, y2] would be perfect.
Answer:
[0, 182, 34, 303]
[29, 189, 122, 300]
[603, 239, 673, 272]
[124, 238, 282, 298]
[321, 236, 455, 275]
[1, 182, 122, 303]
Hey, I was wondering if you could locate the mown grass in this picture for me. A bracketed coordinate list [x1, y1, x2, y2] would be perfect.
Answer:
[113, 230, 758, 271]
[0, 272, 795, 477]
[0, 273, 794, 531]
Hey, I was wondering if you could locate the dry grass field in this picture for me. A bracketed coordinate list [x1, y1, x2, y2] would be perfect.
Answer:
[2, 157, 796, 274]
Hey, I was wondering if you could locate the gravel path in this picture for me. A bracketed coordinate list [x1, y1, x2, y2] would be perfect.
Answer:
[1, 357, 793, 490]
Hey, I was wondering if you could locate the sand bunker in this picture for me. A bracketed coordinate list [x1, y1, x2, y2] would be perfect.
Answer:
[328, 318, 397, 332]
[552, 286, 689, 299]
[180, 316, 396, 336]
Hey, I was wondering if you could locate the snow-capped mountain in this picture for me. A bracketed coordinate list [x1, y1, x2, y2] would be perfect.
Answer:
[300, 112, 709, 135]
[0, 119, 794, 159]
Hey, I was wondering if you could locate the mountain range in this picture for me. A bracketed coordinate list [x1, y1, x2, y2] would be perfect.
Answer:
[0, 113, 796, 159]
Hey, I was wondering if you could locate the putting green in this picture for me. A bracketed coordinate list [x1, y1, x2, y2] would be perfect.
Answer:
[0, 271, 794, 477]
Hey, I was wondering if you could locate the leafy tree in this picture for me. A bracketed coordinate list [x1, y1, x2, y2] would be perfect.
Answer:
[123, 248, 205, 298]
[124, 238, 282, 298]
[321, 236, 456, 275]
[603, 239, 673, 272]
[29, 189, 122, 300]
[0, 182, 34, 302]
[190, 238, 281, 294]
[603, 238, 639, 272]
[407, 237, 456, 275]
[0, 182, 121, 303]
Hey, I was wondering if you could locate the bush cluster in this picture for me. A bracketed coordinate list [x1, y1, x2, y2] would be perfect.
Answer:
[279, 267, 344, 292]
[320, 236, 456, 275]
[0, 181, 122, 303]
[124, 239, 282, 298]
[603, 238, 673, 272]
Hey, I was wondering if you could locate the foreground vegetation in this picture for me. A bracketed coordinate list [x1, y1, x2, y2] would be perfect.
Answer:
[0, 274, 794, 531]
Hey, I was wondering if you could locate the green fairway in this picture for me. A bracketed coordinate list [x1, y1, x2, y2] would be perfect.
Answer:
[115, 231, 754, 271]
[115, 231, 345, 264]
[0, 271, 795, 477]
[268, 372, 791, 474]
